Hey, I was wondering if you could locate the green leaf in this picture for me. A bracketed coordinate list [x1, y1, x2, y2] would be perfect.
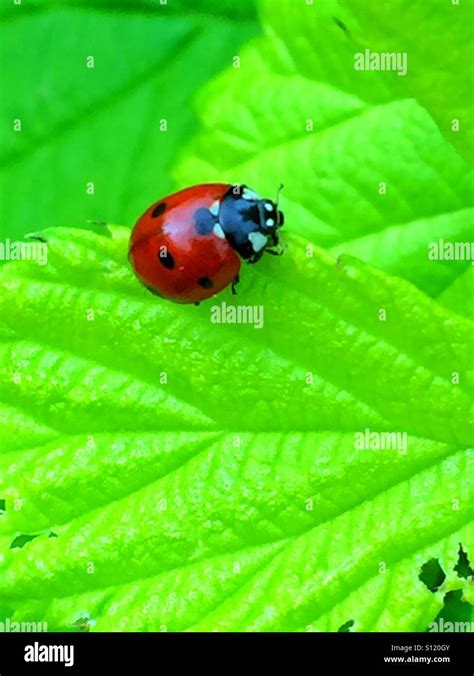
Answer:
[437, 267, 474, 319]
[0, 2, 258, 240]
[341, 0, 474, 164]
[0, 226, 472, 631]
[174, 0, 474, 297]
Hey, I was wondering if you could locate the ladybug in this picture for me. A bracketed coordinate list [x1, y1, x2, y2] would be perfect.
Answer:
[128, 183, 284, 304]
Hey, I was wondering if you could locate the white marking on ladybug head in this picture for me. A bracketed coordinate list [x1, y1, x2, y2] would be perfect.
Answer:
[266, 218, 275, 227]
[213, 223, 226, 239]
[264, 202, 274, 212]
[249, 231, 268, 252]
[242, 187, 261, 201]
[209, 200, 220, 216]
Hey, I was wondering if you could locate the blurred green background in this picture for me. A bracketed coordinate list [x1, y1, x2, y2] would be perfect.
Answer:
[0, 0, 259, 238]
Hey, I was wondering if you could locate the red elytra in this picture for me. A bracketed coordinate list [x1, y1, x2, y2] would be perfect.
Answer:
[129, 183, 284, 304]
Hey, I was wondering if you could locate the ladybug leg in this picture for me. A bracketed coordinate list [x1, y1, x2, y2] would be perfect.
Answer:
[231, 274, 240, 295]
[247, 250, 264, 265]
[265, 242, 287, 257]
[194, 301, 201, 307]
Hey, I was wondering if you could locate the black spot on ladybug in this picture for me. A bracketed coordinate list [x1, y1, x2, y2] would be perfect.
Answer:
[194, 207, 217, 235]
[151, 202, 167, 218]
[157, 250, 175, 270]
[198, 277, 213, 289]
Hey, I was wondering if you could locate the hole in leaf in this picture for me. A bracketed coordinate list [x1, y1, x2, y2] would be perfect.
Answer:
[419, 558, 446, 592]
[9, 530, 58, 549]
[427, 590, 472, 631]
[0, 499, 5, 514]
[9, 533, 40, 549]
[72, 616, 93, 632]
[454, 544, 473, 580]
[338, 619, 354, 632]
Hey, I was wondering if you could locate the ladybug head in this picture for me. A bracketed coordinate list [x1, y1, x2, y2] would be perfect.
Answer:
[256, 184, 285, 232]
[219, 184, 285, 262]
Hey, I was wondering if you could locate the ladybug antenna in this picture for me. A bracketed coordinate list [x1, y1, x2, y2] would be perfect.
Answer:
[275, 184, 284, 208]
